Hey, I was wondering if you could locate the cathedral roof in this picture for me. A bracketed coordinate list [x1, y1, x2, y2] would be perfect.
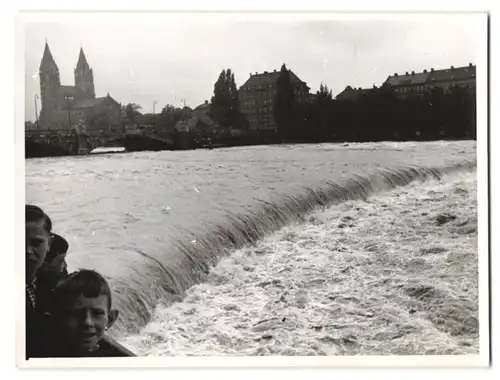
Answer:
[72, 95, 120, 109]
[72, 97, 108, 109]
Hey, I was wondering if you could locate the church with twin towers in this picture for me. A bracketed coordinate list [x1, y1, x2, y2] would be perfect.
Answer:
[38, 42, 122, 130]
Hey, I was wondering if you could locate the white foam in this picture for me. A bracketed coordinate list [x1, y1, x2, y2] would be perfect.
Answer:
[120, 171, 478, 356]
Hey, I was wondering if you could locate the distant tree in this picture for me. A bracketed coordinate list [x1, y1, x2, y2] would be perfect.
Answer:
[210, 68, 245, 131]
[446, 85, 475, 139]
[273, 63, 296, 139]
[227, 70, 241, 129]
[423, 86, 447, 139]
[123, 103, 142, 124]
[162, 104, 176, 114]
[312, 83, 334, 140]
[211, 69, 231, 128]
[158, 104, 184, 130]
[89, 111, 111, 131]
[316, 83, 333, 103]
[135, 113, 159, 127]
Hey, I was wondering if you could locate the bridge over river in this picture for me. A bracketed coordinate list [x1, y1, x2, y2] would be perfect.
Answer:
[25, 127, 195, 158]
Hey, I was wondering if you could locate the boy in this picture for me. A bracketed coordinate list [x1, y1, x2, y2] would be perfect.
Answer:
[26, 205, 53, 290]
[44, 269, 135, 357]
[36, 232, 70, 313]
[25, 205, 69, 358]
[26, 205, 69, 288]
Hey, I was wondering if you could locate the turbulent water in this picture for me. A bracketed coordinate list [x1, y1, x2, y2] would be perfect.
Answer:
[25, 141, 478, 355]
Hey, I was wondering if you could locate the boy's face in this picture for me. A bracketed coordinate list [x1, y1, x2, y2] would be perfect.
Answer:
[59, 294, 118, 354]
[25, 220, 52, 282]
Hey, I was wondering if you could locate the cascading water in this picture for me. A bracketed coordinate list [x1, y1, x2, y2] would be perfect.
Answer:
[25, 141, 477, 342]
[106, 159, 477, 336]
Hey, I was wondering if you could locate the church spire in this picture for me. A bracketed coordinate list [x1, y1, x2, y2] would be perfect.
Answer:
[74, 46, 95, 99]
[39, 41, 58, 72]
[76, 47, 90, 71]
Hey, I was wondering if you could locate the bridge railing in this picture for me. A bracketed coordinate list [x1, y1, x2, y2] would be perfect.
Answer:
[25, 127, 177, 142]
[25, 130, 76, 139]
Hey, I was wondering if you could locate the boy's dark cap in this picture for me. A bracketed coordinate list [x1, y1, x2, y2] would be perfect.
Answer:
[51, 233, 69, 254]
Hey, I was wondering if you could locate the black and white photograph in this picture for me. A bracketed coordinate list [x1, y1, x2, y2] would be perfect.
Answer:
[16, 10, 489, 367]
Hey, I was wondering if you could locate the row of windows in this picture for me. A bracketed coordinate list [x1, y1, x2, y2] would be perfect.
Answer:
[250, 91, 275, 99]
[242, 99, 273, 107]
[396, 83, 474, 93]
[240, 87, 308, 97]
[242, 83, 308, 90]
[247, 115, 274, 124]
[250, 125, 277, 132]
[242, 106, 273, 114]
[242, 84, 275, 91]
[395, 86, 425, 93]
[242, 91, 308, 106]
[71, 111, 85, 118]
[247, 115, 272, 121]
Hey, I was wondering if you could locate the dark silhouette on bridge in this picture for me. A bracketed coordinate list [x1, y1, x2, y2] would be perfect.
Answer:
[24, 126, 195, 158]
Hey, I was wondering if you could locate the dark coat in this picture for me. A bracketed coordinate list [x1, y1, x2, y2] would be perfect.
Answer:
[41, 334, 136, 358]
[26, 234, 136, 358]
[26, 235, 69, 360]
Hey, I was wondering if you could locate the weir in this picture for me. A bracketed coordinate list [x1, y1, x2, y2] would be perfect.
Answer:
[105, 159, 476, 338]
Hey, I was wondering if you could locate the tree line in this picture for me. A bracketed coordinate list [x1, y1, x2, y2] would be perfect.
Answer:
[273, 64, 476, 142]
[113, 63, 476, 143]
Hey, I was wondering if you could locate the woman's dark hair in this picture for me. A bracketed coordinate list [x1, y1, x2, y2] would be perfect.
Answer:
[26, 205, 52, 233]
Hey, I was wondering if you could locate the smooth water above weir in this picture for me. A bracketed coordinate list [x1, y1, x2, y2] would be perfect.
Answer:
[25, 141, 476, 337]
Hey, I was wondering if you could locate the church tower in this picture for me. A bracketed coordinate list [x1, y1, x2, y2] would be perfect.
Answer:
[74, 47, 95, 99]
[39, 42, 61, 116]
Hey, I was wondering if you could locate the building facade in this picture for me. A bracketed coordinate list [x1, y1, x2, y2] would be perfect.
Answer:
[335, 63, 476, 100]
[37, 43, 122, 131]
[383, 63, 476, 96]
[238, 69, 311, 132]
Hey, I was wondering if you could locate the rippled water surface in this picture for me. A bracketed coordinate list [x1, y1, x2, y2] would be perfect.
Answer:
[122, 172, 478, 356]
[25, 141, 477, 354]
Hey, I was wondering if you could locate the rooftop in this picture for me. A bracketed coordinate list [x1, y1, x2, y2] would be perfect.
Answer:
[335, 86, 372, 100]
[72, 94, 120, 109]
[427, 64, 476, 83]
[240, 68, 310, 90]
[385, 64, 475, 86]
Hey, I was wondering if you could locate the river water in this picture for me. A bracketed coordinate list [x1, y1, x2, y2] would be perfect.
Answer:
[25, 141, 477, 355]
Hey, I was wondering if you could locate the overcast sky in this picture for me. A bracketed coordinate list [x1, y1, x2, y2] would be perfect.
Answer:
[23, 13, 483, 121]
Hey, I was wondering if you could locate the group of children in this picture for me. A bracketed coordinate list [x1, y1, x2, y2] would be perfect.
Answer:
[25, 205, 135, 358]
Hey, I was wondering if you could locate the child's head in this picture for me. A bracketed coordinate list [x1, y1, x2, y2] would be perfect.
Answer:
[50, 270, 119, 355]
[25, 205, 53, 282]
